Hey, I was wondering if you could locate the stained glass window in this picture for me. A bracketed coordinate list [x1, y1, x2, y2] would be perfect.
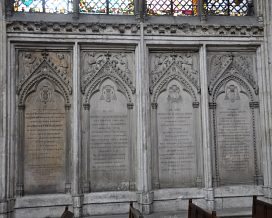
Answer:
[146, 0, 199, 16]
[79, 0, 134, 15]
[13, 0, 73, 13]
[205, 0, 252, 16]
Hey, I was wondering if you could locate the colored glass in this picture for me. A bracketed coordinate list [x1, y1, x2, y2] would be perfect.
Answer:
[79, 0, 134, 15]
[14, 0, 73, 13]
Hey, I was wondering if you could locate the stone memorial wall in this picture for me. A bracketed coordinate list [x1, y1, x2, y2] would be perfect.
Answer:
[1, 1, 271, 215]
[9, 44, 264, 217]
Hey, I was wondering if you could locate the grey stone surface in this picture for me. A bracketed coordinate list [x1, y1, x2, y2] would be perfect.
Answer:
[24, 79, 66, 194]
[1, 0, 272, 217]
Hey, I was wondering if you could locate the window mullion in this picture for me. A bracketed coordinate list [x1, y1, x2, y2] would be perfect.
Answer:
[106, 0, 110, 14]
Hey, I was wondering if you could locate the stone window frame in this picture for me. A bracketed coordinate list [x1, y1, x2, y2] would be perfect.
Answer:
[6, 0, 260, 20]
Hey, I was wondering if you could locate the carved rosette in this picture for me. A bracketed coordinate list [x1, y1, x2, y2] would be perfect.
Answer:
[17, 50, 72, 105]
[150, 52, 200, 102]
[81, 51, 135, 104]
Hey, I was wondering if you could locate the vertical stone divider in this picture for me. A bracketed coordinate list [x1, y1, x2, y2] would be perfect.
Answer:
[262, 0, 272, 198]
[193, 102, 203, 187]
[127, 103, 135, 190]
[0, 1, 8, 216]
[82, 103, 90, 193]
[151, 102, 159, 189]
[249, 101, 262, 185]
[255, 0, 264, 23]
[254, 48, 264, 187]
[16, 105, 25, 197]
[8, 42, 16, 216]
[200, 45, 214, 210]
[65, 104, 71, 193]
[72, 42, 83, 218]
[136, 22, 153, 214]
[73, 0, 79, 19]
[209, 102, 218, 186]
[258, 44, 271, 197]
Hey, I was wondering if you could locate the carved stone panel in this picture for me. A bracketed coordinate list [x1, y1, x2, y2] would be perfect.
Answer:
[157, 80, 197, 188]
[17, 49, 72, 195]
[216, 81, 255, 185]
[24, 80, 66, 194]
[208, 51, 260, 186]
[150, 51, 201, 189]
[89, 79, 130, 191]
[81, 50, 135, 192]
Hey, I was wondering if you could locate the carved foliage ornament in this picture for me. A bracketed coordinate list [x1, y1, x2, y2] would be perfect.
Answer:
[150, 52, 200, 95]
[81, 51, 135, 103]
[208, 53, 258, 96]
[6, 22, 263, 37]
[17, 50, 72, 105]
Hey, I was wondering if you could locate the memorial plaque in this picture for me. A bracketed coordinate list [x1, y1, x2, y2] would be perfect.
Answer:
[216, 81, 255, 185]
[24, 79, 66, 194]
[89, 79, 130, 191]
[157, 80, 197, 188]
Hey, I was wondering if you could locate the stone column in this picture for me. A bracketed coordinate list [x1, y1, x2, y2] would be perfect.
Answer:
[0, 1, 7, 217]
[151, 103, 159, 189]
[261, 0, 272, 198]
[72, 42, 83, 217]
[200, 45, 214, 209]
[82, 103, 90, 193]
[16, 105, 25, 197]
[127, 103, 136, 190]
[136, 22, 153, 214]
[65, 104, 72, 193]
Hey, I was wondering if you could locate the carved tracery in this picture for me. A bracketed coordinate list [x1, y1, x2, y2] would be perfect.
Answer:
[81, 51, 135, 104]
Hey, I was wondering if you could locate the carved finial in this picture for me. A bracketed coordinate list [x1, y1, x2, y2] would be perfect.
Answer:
[105, 52, 111, 60]
[230, 53, 234, 61]
[170, 52, 177, 61]
[42, 50, 49, 59]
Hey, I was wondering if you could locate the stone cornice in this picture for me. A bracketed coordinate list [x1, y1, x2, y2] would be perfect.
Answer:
[144, 23, 264, 37]
[6, 21, 264, 37]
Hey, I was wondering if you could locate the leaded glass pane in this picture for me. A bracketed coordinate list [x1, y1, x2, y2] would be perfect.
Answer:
[13, 0, 73, 13]
[205, 0, 250, 16]
[80, 0, 107, 14]
[147, 0, 198, 16]
[45, 0, 73, 13]
[79, 0, 134, 15]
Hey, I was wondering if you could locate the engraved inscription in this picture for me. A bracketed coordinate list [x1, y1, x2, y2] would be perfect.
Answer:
[157, 81, 197, 188]
[89, 79, 130, 191]
[24, 80, 66, 194]
[216, 82, 255, 185]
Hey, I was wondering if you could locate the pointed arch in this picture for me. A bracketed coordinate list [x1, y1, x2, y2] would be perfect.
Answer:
[18, 62, 71, 105]
[211, 74, 255, 102]
[83, 74, 133, 104]
[152, 74, 198, 103]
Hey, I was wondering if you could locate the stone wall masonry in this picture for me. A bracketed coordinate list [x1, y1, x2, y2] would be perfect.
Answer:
[1, 2, 272, 217]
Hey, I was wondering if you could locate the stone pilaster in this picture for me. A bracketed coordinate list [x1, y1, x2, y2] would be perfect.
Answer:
[136, 22, 153, 214]
[200, 45, 214, 210]
[261, 0, 272, 199]
[0, 1, 7, 217]
[72, 42, 83, 217]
